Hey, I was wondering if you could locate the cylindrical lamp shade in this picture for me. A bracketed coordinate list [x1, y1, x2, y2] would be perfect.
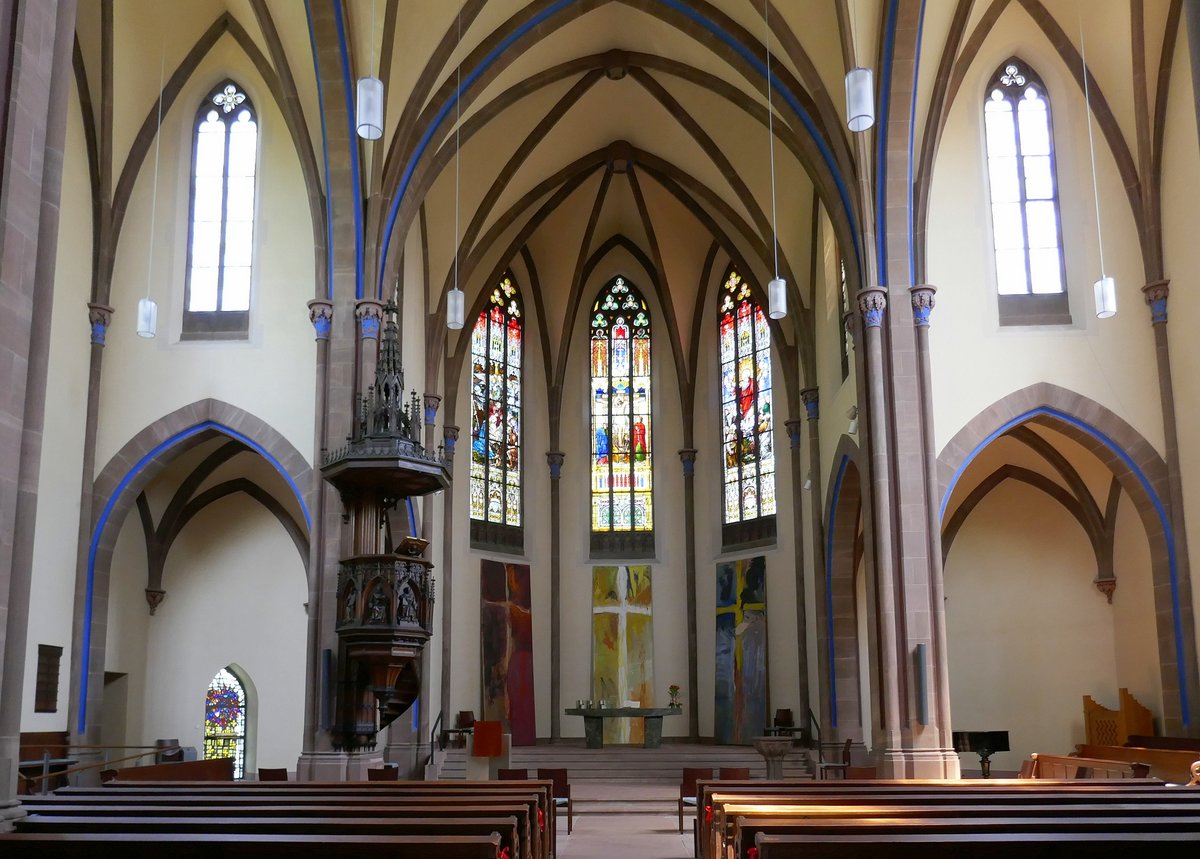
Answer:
[768, 277, 788, 319]
[1094, 276, 1116, 318]
[447, 286, 465, 330]
[136, 296, 157, 338]
[845, 67, 875, 133]
[356, 76, 384, 140]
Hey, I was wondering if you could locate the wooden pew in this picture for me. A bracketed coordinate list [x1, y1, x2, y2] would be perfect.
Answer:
[1077, 743, 1200, 784]
[1024, 753, 1150, 779]
[0, 832, 503, 858]
[753, 831, 1200, 858]
[21, 803, 534, 859]
[112, 758, 234, 781]
[731, 813, 1200, 859]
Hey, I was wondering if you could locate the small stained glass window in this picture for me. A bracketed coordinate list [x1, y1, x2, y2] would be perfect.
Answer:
[469, 274, 523, 533]
[184, 81, 257, 338]
[983, 60, 1065, 297]
[718, 268, 776, 526]
[590, 276, 653, 536]
[204, 667, 247, 779]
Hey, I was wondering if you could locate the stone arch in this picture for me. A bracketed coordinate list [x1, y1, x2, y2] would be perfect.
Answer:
[938, 382, 1199, 735]
[72, 399, 311, 737]
[816, 436, 871, 749]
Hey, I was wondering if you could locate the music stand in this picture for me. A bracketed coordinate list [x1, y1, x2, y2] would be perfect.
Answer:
[952, 730, 1009, 778]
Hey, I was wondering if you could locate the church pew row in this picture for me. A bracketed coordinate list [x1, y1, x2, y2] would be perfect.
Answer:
[753, 831, 1200, 858]
[53, 780, 554, 859]
[1077, 743, 1200, 784]
[694, 778, 1181, 857]
[0, 832, 503, 858]
[732, 816, 1200, 859]
[695, 780, 1200, 859]
[20, 805, 531, 855]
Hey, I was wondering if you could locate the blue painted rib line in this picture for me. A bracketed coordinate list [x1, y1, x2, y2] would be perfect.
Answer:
[78, 421, 312, 734]
[332, 0, 366, 300]
[874, 0, 898, 285]
[908, 0, 926, 285]
[939, 405, 1189, 726]
[304, 0, 335, 301]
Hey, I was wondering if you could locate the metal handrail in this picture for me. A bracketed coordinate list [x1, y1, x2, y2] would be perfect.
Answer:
[20, 745, 184, 795]
[428, 710, 444, 770]
[807, 708, 822, 762]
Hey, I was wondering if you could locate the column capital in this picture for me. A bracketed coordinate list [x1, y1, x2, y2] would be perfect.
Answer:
[307, 298, 333, 341]
[1142, 279, 1169, 324]
[546, 451, 565, 479]
[678, 448, 698, 477]
[423, 394, 442, 426]
[443, 425, 460, 459]
[800, 387, 819, 421]
[784, 419, 804, 449]
[842, 310, 857, 349]
[355, 298, 384, 339]
[87, 302, 114, 346]
[144, 587, 166, 615]
[856, 287, 887, 329]
[910, 284, 937, 327]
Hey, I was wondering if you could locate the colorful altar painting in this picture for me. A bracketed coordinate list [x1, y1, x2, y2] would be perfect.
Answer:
[714, 556, 768, 744]
[480, 560, 536, 746]
[592, 566, 654, 744]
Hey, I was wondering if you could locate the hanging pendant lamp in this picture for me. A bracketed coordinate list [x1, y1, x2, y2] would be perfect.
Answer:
[447, 6, 465, 330]
[1080, 15, 1115, 318]
[845, 0, 875, 132]
[356, 1, 383, 140]
[764, 0, 786, 319]
[138, 46, 166, 338]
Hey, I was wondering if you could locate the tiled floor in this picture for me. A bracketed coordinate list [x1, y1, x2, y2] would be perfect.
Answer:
[556, 812, 694, 858]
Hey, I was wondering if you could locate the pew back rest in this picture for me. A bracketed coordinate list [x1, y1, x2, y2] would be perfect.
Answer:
[1076, 744, 1199, 784]
[18, 731, 69, 761]
[1025, 754, 1150, 780]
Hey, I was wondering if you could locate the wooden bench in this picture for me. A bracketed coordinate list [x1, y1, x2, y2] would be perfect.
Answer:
[0, 832, 503, 858]
[17, 730, 73, 794]
[111, 758, 233, 781]
[1077, 743, 1200, 784]
[753, 831, 1200, 858]
[731, 813, 1200, 859]
[1024, 753, 1150, 779]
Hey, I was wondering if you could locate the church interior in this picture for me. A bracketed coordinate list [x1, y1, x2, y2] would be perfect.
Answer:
[3, 0, 1200, 850]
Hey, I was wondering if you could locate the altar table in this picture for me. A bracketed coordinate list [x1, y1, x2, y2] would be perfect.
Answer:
[564, 706, 682, 749]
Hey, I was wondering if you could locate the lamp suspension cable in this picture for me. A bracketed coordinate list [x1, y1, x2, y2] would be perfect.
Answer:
[845, 0, 875, 132]
[764, 0, 787, 319]
[138, 44, 166, 338]
[1079, 8, 1114, 318]
[447, 4, 465, 329]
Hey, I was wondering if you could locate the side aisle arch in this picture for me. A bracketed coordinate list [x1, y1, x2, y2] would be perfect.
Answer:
[71, 399, 311, 736]
[938, 383, 1199, 735]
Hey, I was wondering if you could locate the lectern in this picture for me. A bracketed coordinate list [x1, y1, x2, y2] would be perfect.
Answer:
[952, 730, 1010, 778]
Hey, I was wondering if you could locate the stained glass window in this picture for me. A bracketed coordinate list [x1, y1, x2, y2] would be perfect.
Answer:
[469, 274, 523, 529]
[204, 667, 247, 779]
[591, 277, 653, 533]
[719, 268, 776, 525]
[983, 60, 1065, 296]
[184, 82, 257, 338]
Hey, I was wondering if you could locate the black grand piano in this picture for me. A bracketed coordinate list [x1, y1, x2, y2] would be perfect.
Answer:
[952, 730, 1010, 778]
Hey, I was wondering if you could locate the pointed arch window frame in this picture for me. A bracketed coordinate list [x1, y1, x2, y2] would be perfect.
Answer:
[982, 58, 1072, 326]
[717, 267, 777, 550]
[182, 80, 259, 340]
[589, 275, 655, 559]
[469, 272, 525, 554]
[203, 666, 248, 779]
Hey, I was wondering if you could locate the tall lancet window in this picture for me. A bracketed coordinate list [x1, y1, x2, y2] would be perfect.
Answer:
[719, 268, 776, 548]
[469, 274, 523, 552]
[983, 59, 1070, 325]
[590, 276, 654, 557]
[184, 81, 258, 339]
[204, 667, 247, 779]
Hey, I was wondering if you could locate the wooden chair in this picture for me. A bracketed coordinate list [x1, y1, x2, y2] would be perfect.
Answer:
[366, 766, 400, 781]
[497, 768, 528, 780]
[718, 767, 750, 780]
[678, 766, 714, 832]
[815, 738, 852, 779]
[257, 767, 288, 781]
[537, 767, 573, 833]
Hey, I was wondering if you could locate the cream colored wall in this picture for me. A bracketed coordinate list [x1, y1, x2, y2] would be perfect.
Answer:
[106, 490, 307, 771]
[945, 476, 1119, 774]
[21, 83, 95, 731]
[925, 9, 1162, 456]
[1159, 19, 1200, 654]
[95, 38, 316, 473]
